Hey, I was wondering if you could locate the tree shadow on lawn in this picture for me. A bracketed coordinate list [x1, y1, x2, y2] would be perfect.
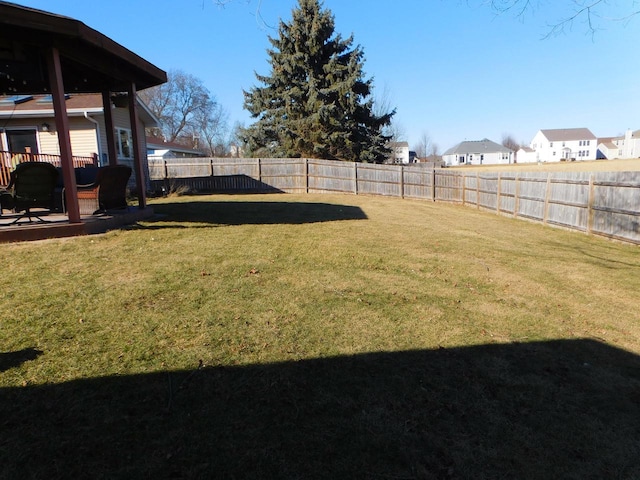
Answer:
[145, 200, 368, 227]
[2, 339, 640, 479]
[0, 347, 42, 373]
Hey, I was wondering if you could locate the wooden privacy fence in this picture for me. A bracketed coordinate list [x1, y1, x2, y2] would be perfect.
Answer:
[149, 158, 640, 245]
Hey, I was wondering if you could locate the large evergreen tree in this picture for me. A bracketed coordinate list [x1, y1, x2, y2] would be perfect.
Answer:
[242, 0, 394, 163]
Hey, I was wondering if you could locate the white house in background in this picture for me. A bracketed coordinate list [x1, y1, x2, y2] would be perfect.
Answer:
[442, 138, 514, 166]
[146, 137, 206, 161]
[516, 146, 537, 163]
[387, 141, 410, 164]
[610, 129, 640, 159]
[529, 128, 597, 162]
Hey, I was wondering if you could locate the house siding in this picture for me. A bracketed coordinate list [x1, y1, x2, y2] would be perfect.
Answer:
[442, 139, 513, 166]
[516, 148, 537, 163]
[612, 130, 640, 159]
[530, 129, 597, 162]
[1, 117, 99, 158]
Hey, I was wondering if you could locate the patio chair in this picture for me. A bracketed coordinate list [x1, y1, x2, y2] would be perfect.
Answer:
[75, 165, 132, 214]
[0, 162, 58, 224]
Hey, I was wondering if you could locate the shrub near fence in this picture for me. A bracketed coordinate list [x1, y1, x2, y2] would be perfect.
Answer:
[149, 158, 640, 245]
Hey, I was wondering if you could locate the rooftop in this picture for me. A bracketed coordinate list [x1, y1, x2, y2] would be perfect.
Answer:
[540, 128, 596, 141]
[0, 1, 166, 95]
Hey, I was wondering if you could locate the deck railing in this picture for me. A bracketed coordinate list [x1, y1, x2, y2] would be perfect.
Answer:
[0, 151, 98, 186]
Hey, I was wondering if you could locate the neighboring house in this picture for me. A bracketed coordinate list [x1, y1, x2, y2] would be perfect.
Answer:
[146, 137, 207, 161]
[596, 137, 619, 160]
[610, 129, 640, 159]
[0, 93, 159, 179]
[529, 128, 597, 162]
[442, 138, 514, 166]
[516, 146, 537, 164]
[387, 141, 410, 164]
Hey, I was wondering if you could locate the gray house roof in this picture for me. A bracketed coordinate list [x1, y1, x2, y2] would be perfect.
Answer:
[443, 138, 512, 156]
[540, 128, 596, 141]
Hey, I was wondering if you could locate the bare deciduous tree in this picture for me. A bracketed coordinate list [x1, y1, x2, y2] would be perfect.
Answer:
[214, 1, 638, 37]
[373, 84, 402, 144]
[501, 133, 521, 151]
[413, 131, 433, 158]
[195, 99, 230, 156]
[139, 69, 228, 155]
[485, 0, 639, 37]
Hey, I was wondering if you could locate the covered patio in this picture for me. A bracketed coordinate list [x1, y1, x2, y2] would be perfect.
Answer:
[0, 1, 166, 242]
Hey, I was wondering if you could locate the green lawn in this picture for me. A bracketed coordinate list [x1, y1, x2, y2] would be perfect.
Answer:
[1, 193, 639, 479]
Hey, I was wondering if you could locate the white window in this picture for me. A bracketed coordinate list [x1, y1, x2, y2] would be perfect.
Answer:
[116, 128, 133, 159]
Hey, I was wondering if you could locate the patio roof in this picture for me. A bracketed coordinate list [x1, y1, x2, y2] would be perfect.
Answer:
[0, 1, 167, 95]
[0, 1, 166, 241]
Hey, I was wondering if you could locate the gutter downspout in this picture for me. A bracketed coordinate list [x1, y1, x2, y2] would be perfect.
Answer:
[84, 111, 102, 166]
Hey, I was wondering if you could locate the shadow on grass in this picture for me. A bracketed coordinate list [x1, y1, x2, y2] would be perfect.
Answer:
[0, 347, 42, 373]
[2, 339, 640, 479]
[145, 200, 368, 226]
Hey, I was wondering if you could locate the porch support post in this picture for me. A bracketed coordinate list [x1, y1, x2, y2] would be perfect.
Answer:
[127, 82, 147, 209]
[46, 47, 80, 223]
[101, 90, 118, 166]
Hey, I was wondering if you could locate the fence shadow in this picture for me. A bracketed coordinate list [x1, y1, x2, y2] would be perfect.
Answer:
[2, 339, 639, 479]
[146, 200, 368, 226]
[150, 174, 285, 195]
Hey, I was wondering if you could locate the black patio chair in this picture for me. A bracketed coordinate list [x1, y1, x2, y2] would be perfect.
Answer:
[76, 164, 132, 214]
[0, 162, 58, 224]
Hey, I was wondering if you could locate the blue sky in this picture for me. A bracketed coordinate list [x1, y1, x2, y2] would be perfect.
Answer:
[12, 0, 640, 151]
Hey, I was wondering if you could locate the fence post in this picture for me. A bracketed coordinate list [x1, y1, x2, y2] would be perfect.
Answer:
[431, 168, 436, 202]
[514, 173, 520, 218]
[257, 158, 262, 183]
[163, 160, 169, 195]
[305, 158, 309, 193]
[461, 173, 466, 206]
[496, 173, 501, 214]
[543, 173, 552, 224]
[210, 157, 214, 177]
[476, 172, 480, 209]
[587, 174, 595, 234]
[353, 161, 358, 195]
[400, 165, 404, 198]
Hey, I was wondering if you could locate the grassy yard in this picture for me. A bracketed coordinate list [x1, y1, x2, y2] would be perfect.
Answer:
[1, 193, 639, 479]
